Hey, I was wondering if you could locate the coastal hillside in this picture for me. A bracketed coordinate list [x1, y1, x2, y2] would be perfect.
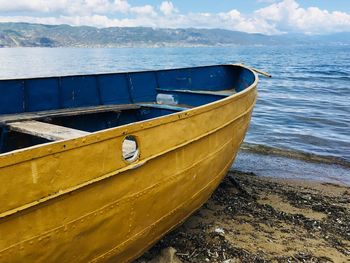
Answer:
[0, 22, 349, 48]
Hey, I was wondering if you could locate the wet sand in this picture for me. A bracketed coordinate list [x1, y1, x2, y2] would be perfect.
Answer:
[136, 170, 350, 263]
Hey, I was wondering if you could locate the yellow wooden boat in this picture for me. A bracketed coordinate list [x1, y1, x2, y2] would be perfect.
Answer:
[0, 64, 258, 262]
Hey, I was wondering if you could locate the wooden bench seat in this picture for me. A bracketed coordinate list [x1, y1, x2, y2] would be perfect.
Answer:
[156, 88, 236, 97]
[0, 104, 140, 124]
[8, 120, 89, 141]
[137, 103, 192, 111]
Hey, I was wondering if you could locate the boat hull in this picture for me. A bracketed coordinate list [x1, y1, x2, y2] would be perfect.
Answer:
[0, 68, 257, 262]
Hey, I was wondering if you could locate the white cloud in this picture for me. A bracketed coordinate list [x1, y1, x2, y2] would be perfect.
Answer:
[255, 0, 350, 34]
[0, 0, 130, 15]
[218, 9, 279, 34]
[0, 0, 349, 35]
[159, 1, 177, 16]
[0, 0, 64, 13]
[130, 5, 156, 17]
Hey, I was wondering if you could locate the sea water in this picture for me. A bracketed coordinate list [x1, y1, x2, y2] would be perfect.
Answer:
[0, 45, 349, 162]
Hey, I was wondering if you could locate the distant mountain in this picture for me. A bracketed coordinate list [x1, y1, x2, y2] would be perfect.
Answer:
[313, 32, 350, 44]
[0, 22, 349, 48]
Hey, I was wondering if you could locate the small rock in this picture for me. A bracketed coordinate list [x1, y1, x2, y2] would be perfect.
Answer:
[148, 247, 182, 263]
[214, 227, 225, 234]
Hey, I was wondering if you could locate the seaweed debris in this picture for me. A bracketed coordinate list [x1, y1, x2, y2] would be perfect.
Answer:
[136, 171, 350, 263]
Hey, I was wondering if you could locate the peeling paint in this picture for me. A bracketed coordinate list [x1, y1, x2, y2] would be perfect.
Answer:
[31, 161, 38, 184]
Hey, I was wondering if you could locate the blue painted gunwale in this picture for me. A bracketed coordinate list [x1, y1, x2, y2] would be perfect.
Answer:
[0, 64, 255, 116]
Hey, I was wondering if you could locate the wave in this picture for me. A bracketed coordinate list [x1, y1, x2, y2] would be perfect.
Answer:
[240, 142, 350, 168]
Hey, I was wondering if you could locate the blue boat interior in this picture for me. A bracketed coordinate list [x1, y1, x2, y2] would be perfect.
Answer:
[0, 65, 255, 154]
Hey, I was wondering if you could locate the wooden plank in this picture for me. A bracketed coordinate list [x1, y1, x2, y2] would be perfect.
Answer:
[156, 88, 236, 97]
[137, 103, 192, 111]
[0, 104, 140, 124]
[8, 121, 90, 141]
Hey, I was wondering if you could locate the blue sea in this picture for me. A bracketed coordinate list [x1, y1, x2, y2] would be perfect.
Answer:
[0, 45, 349, 162]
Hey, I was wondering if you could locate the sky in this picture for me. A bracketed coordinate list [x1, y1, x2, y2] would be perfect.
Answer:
[0, 0, 349, 35]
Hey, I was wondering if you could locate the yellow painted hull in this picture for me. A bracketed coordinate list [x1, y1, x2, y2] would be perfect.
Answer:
[0, 72, 257, 262]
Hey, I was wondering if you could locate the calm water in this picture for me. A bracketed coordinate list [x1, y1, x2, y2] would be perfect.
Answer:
[0, 46, 349, 161]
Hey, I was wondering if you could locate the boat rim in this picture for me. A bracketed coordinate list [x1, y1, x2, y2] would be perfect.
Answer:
[0, 64, 258, 164]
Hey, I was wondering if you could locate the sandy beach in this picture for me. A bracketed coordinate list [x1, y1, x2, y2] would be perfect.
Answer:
[136, 167, 350, 263]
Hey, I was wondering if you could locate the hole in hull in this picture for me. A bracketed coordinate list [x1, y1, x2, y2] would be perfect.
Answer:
[122, 135, 139, 162]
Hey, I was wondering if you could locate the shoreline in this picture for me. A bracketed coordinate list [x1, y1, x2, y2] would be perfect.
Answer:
[234, 146, 350, 186]
[136, 171, 350, 263]
[241, 143, 350, 169]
